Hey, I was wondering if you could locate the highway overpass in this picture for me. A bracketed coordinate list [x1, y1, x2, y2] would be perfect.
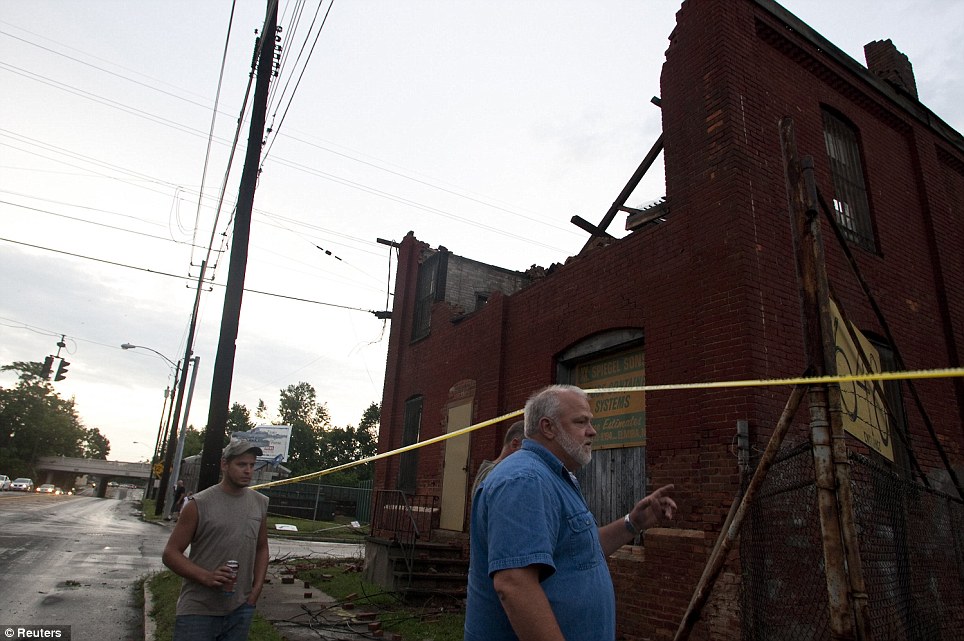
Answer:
[35, 456, 151, 497]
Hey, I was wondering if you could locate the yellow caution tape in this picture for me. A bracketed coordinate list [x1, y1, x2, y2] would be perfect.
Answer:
[251, 367, 963, 489]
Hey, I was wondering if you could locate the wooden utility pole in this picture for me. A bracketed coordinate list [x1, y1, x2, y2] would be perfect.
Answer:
[781, 117, 870, 640]
[198, 0, 279, 491]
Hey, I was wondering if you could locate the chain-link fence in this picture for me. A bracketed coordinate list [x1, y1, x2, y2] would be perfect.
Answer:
[849, 451, 964, 640]
[258, 479, 372, 523]
[740, 442, 830, 641]
[740, 442, 964, 640]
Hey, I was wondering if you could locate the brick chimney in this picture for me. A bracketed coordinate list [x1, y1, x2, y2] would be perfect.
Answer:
[864, 39, 918, 99]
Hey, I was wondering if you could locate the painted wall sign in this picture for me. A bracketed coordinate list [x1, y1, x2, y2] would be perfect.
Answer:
[831, 301, 893, 461]
[571, 346, 646, 449]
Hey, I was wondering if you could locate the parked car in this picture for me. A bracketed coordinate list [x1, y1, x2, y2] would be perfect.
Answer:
[10, 478, 33, 491]
[0, 475, 10, 491]
[36, 484, 56, 494]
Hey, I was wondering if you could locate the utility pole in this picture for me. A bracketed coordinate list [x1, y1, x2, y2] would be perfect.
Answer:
[155, 262, 206, 515]
[781, 117, 869, 640]
[198, 0, 279, 491]
[163, 356, 201, 520]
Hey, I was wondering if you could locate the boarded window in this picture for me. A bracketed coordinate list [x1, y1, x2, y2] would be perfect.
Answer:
[558, 331, 646, 530]
[398, 396, 423, 494]
[822, 109, 875, 251]
[412, 252, 446, 341]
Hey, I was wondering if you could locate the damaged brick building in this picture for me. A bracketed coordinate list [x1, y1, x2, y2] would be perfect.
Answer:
[368, 0, 964, 638]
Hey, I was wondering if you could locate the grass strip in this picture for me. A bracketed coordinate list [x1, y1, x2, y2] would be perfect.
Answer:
[147, 570, 282, 641]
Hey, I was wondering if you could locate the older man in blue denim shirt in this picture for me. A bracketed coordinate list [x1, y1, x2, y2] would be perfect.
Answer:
[465, 384, 676, 641]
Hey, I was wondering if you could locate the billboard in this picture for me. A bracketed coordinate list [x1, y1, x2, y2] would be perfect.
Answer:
[232, 424, 292, 462]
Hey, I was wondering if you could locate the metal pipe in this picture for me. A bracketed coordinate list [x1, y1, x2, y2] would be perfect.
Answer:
[163, 356, 200, 520]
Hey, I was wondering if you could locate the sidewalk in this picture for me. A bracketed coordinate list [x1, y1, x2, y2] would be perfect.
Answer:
[256, 562, 398, 641]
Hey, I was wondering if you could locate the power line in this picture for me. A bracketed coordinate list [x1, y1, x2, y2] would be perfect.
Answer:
[0, 235, 377, 314]
[0, 62, 218, 142]
[0, 29, 224, 115]
[0, 199, 209, 249]
[267, 153, 572, 251]
[2, 52, 579, 240]
[262, 0, 336, 165]
[0, 20, 217, 105]
[0, 188, 168, 229]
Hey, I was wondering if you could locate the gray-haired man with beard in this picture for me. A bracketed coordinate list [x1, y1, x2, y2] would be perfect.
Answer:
[465, 384, 676, 641]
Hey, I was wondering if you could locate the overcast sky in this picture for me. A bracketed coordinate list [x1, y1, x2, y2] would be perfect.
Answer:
[1, 0, 961, 464]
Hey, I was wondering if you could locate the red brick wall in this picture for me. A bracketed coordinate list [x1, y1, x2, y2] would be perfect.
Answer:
[376, 0, 964, 638]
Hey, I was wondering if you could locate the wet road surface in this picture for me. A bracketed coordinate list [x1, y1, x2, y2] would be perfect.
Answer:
[0, 492, 166, 641]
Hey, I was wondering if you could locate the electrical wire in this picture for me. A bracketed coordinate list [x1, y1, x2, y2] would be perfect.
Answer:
[0, 28, 225, 115]
[261, 0, 335, 166]
[2, 20, 586, 241]
[0, 188, 167, 229]
[0, 62, 219, 142]
[0, 199, 210, 250]
[189, 0, 239, 265]
[195, 1, 279, 283]
[0, 235, 377, 314]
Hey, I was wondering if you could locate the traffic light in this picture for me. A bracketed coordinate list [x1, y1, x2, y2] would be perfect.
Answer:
[55, 359, 70, 381]
[40, 356, 54, 380]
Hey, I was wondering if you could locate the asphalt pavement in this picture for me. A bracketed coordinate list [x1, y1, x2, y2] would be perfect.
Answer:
[0, 492, 167, 641]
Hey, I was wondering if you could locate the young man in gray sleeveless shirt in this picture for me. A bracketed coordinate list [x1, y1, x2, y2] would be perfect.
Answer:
[162, 438, 269, 641]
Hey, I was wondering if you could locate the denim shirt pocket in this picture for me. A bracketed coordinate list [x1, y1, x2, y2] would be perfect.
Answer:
[562, 510, 600, 570]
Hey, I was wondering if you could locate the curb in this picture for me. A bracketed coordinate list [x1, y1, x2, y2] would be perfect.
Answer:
[143, 576, 157, 641]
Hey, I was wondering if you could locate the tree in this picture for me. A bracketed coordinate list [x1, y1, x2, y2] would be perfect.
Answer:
[0, 361, 111, 477]
[226, 402, 255, 435]
[320, 402, 379, 486]
[182, 425, 204, 458]
[81, 427, 110, 459]
[255, 399, 269, 421]
[278, 382, 330, 475]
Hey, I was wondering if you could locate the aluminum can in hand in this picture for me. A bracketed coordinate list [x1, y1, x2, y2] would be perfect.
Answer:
[223, 559, 239, 595]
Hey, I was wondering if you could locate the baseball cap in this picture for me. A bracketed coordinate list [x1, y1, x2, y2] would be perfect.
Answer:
[222, 438, 263, 460]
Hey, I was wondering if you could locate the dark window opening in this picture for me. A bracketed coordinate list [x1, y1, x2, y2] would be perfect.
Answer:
[412, 252, 446, 341]
[822, 109, 875, 251]
[398, 396, 423, 494]
[869, 340, 911, 476]
[474, 292, 488, 311]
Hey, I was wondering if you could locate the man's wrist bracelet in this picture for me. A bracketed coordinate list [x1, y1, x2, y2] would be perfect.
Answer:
[624, 513, 641, 536]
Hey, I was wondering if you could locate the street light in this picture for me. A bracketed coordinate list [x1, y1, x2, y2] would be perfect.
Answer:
[121, 343, 179, 502]
[121, 343, 178, 372]
[120, 342, 198, 516]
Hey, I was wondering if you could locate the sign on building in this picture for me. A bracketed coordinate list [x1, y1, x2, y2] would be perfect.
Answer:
[570, 346, 646, 449]
[233, 424, 292, 462]
[830, 301, 893, 461]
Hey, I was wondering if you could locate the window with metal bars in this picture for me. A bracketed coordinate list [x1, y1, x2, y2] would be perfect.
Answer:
[822, 109, 876, 251]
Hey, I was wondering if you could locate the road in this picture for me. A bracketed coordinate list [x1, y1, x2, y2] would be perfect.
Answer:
[0, 492, 365, 641]
[0, 492, 165, 640]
